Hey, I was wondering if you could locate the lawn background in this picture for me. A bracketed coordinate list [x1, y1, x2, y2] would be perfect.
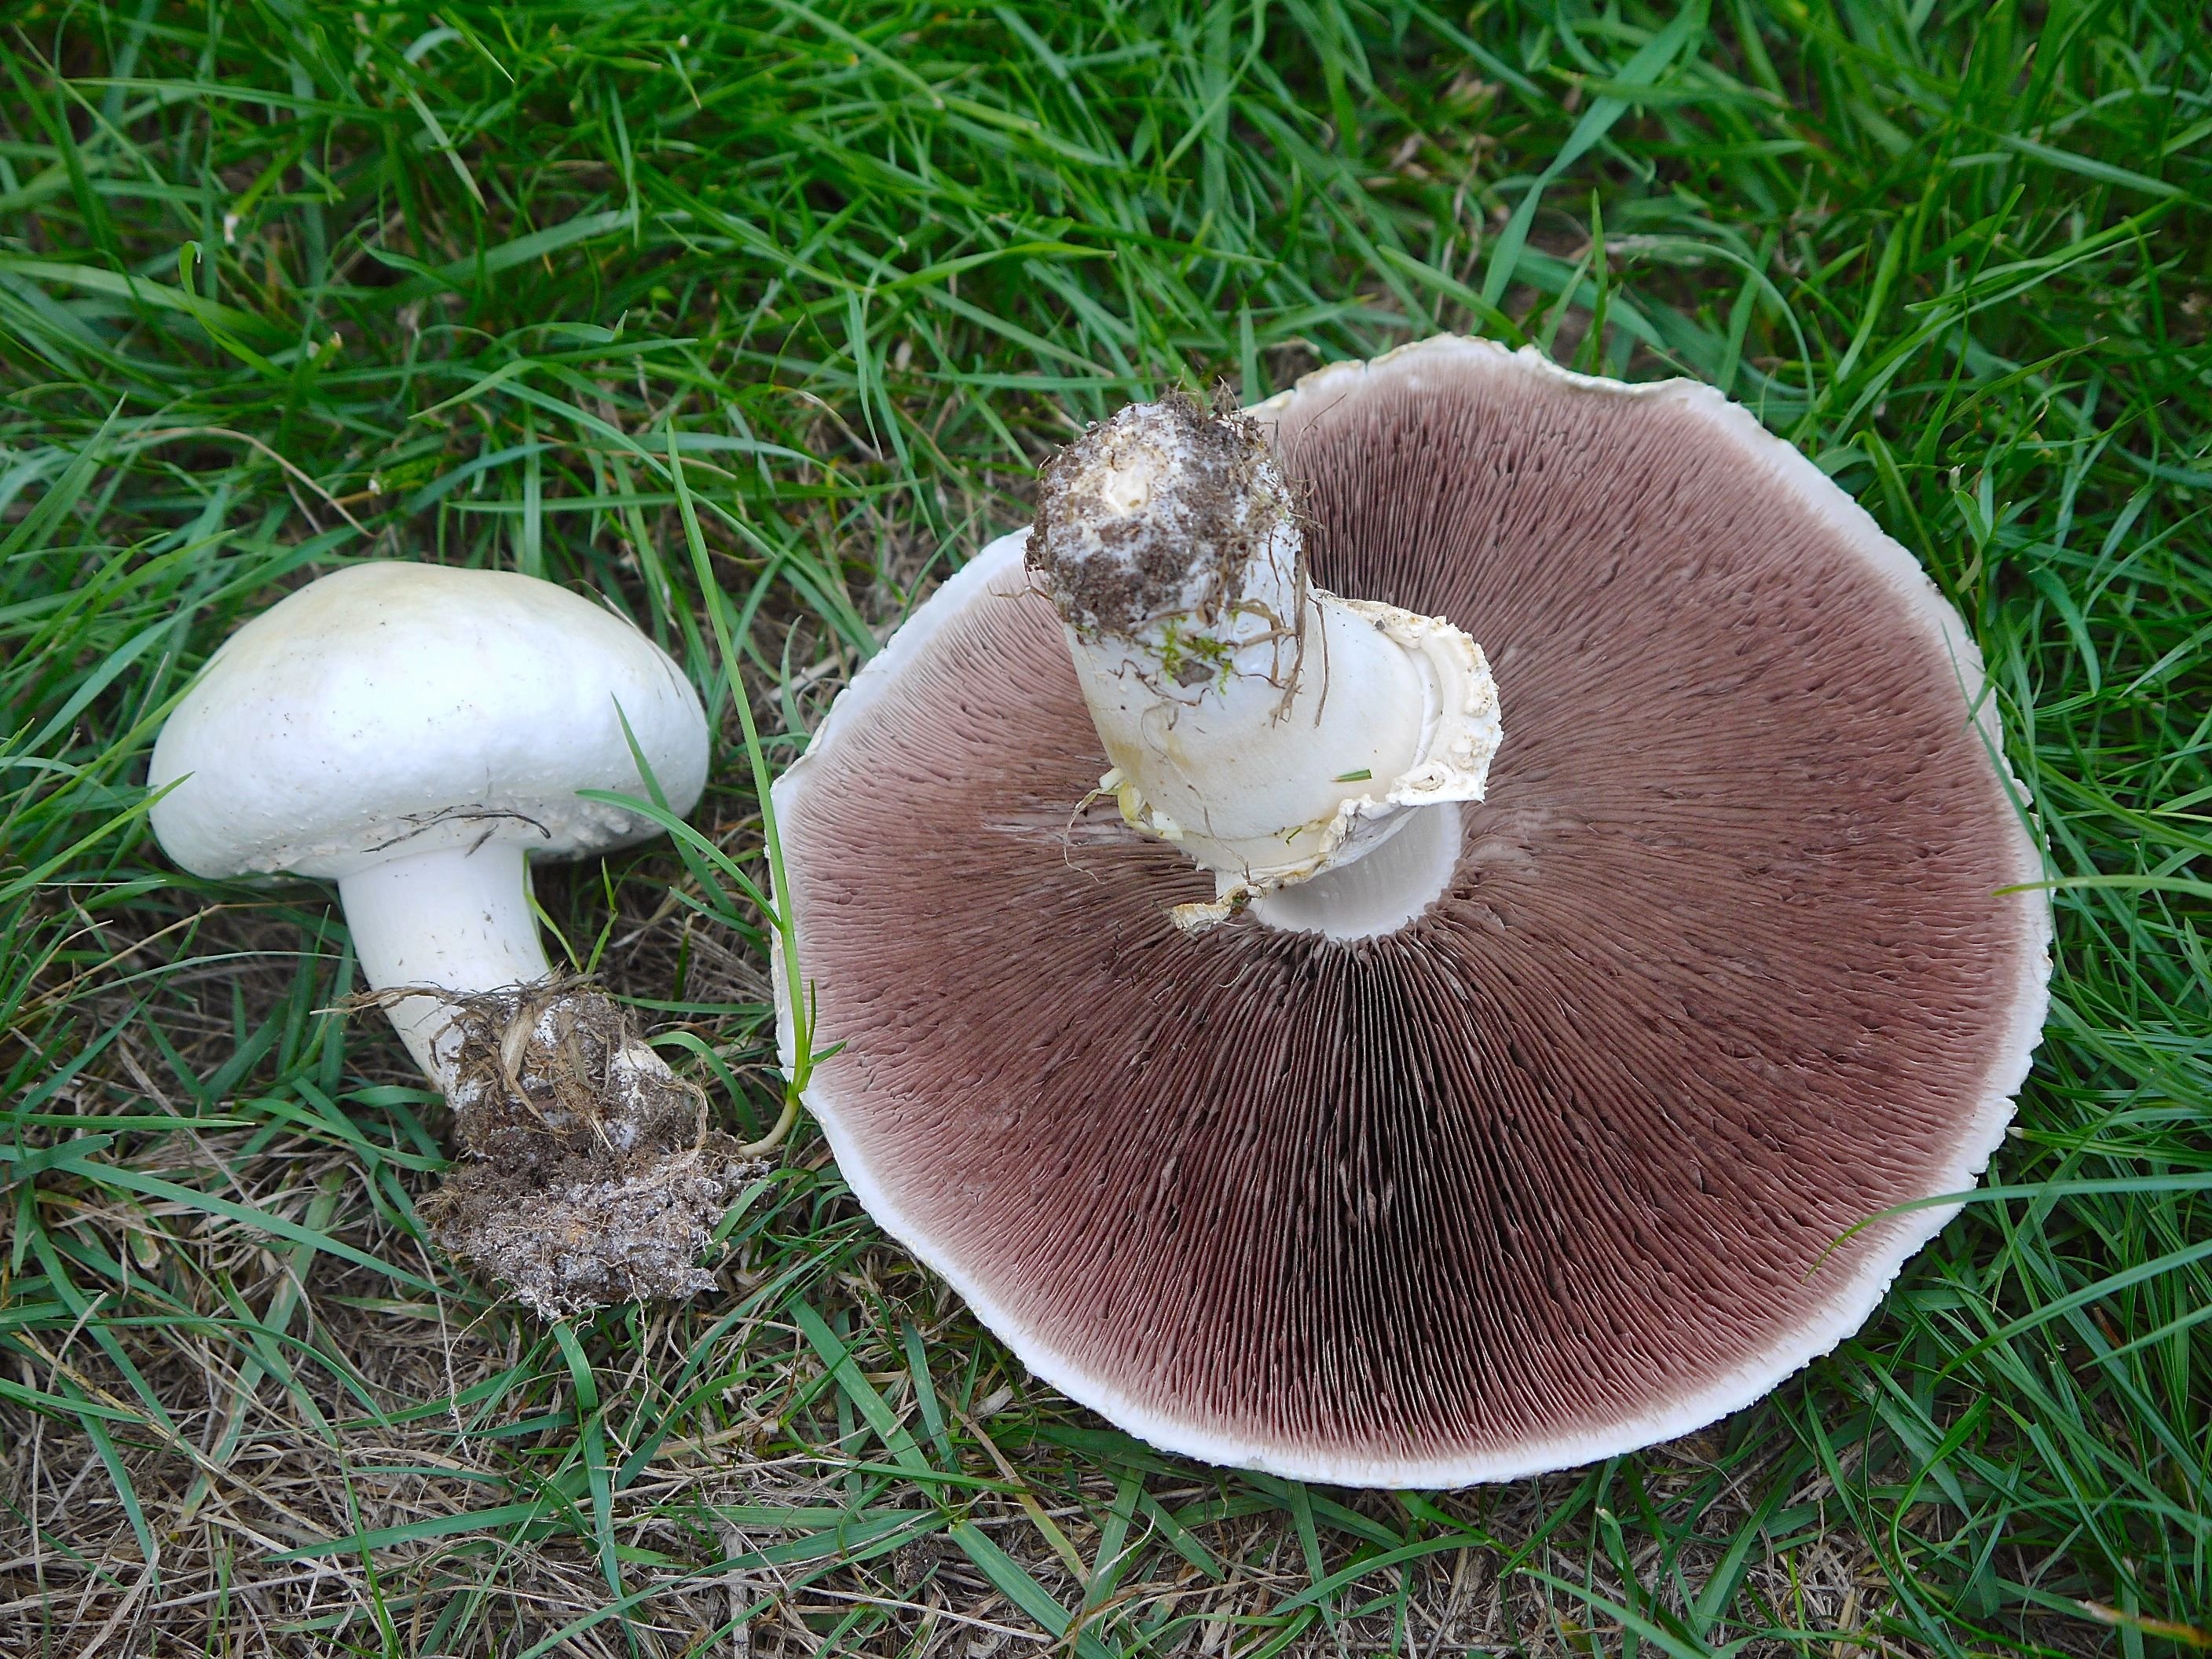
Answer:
[2, 0, 2207, 1654]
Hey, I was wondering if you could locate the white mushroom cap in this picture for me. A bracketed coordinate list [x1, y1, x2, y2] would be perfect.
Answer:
[149, 562, 709, 881]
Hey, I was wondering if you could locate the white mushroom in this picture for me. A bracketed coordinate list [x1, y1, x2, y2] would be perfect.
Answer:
[149, 561, 753, 1316]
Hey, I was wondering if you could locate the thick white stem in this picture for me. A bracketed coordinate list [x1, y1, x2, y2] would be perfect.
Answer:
[339, 842, 553, 1082]
[1031, 396, 1501, 932]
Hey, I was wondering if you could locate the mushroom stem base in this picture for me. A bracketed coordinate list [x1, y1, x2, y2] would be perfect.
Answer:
[412, 980, 760, 1318]
[340, 846, 758, 1312]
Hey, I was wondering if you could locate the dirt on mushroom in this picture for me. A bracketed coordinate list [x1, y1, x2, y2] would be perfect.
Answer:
[362, 980, 762, 1318]
[1027, 387, 1296, 651]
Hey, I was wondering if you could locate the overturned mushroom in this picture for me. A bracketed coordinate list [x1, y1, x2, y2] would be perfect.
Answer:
[149, 561, 755, 1317]
[773, 337, 2050, 1486]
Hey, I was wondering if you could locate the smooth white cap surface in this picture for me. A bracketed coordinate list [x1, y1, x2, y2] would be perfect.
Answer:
[149, 562, 709, 880]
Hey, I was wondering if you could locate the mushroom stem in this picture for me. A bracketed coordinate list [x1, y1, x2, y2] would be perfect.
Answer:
[339, 842, 554, 1083]
[1027, 394, 1501, 931]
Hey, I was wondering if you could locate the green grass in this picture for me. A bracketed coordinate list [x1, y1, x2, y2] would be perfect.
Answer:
[2, 0, 2207, 1653]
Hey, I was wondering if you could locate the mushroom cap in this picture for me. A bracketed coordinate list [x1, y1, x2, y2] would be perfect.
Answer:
[150, 562, 709, 881]
[772, 338, 2050, 1487]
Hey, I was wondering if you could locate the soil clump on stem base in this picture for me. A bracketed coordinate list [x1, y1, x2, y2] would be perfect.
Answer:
[383, 980, 759, 1318]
